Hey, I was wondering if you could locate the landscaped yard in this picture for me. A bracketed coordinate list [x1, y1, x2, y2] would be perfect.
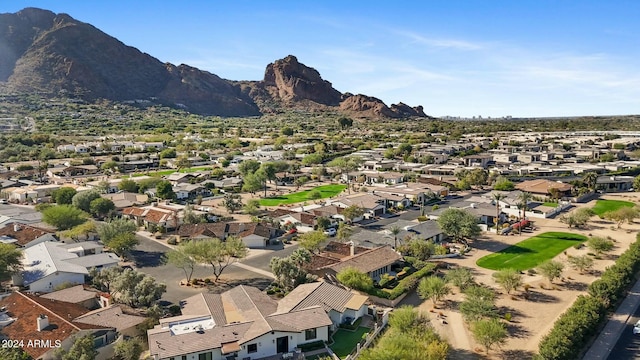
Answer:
[259, 184, 347, 206]
[591, 199, 635, 216]
[330, 327, 370, 359]
[541, 202, 559, 208]
[476, 232, 588, 271]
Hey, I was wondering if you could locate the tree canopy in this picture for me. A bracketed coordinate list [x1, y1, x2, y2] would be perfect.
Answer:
[42, 204, 89, 230]
[71, 190, 101, 213]
[180, 237, 248, 282]
[436, 208, 481, 242]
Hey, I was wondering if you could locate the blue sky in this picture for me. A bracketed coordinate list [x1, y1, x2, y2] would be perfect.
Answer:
[2, 1, 640, 118]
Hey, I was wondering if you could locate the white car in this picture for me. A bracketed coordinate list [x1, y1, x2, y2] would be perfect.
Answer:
[323, 228, 337, 237]
[633, 320, 640, 334]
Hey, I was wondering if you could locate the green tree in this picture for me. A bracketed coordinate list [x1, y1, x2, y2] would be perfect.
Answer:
[89, 197, 115, 219]
[221, 193, 243, 214]
[163, 245, 197, 283]
[155, 180, 175, 200]
[567, 254, 594, 274]
[298, 230, 327, 253]
[337, 267, 373, 291]
[587, 236, 614, 255]
[582, 171, 599, 191]
[471, 318, 507, 354]
[634, 175, 640, 192]
[460, 285, 497, 315]
[315, 216, 331, 230]
[114, 337, 144, 360]
[342, 205, 365, 223]
[445, 267, 474, 291]
[559, 207, 594, 228]
[289, 248, 312, 268]
[604, 207, 639, 228]
[238, 159, 261, 176]
[491, 192, 506, 234]
[242, 199, 261, 215]
[105, 233, 139, 259]
[174, 156, 192, 172]
[336, 222, 353, 242]
[159, 148, 176, 159]
[418, 276, 451, 306]
[71, 190, 101, 212]
[181, 237, 248, 282]
[55, 334, 97, 360]
[493, 177, 515, 191]
[337, 117, 353, 129]
[492, 268, 523, 294]
[51, 187, 77, 205]
[302, 153, 323, 165]
[269, 256, 315, 291]
[110, 268, 166, 307]
[308, 189, 322, 202]
[0, 347, 31, 360]
[182, 204, 205, 224]
[0, 243, 23, 281]
[537, 260, 565, 284]
[436, 208, 481, 242]
[282, 127, 294, 136]
[101, 160, 119, 173]
[59, 221, 97, 242]
[42, 205, 89, 230]
[118, 178, 139, 193]
[517, 191, 533, 234]
[327, 156, 362, 194]
[97, 219, 138, 243]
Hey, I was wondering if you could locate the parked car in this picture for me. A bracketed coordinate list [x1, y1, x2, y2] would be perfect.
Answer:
[633, 320, 640, 334]
[0, 199, 7, 204]
[323, 227, 337, 237]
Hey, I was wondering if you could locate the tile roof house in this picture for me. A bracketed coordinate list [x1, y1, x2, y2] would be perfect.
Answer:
[15, 241, 119, 293]
[178, 222, 284, 248]
[308, 242, 402, 282]
[0, 222, 57, 248]
[0, 292, 117, 360]
[275, 282, 369, 329]
[515, 179, 573, 197]
[102, 191, 149, 209]
[148, 285, 332, 360]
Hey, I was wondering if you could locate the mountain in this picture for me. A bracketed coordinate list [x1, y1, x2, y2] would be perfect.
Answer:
[0, 8, 427, 118]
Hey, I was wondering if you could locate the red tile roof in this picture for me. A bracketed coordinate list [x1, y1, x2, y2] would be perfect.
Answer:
[0, 292, 111, 359]
[0, 223, 55, 247]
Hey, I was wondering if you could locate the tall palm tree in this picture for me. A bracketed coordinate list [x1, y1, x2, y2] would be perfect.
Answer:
[491, 192, 506, 235]
[517, 191, 533, 234]
[389, 225, 402, 249]
[582, 171, 599, 193]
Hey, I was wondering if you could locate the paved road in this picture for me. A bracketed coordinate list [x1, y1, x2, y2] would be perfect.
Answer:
[241, 243, 299, 272]
[583, 278, 640, 360]
[606, 295, 640, 359]
[131, 234, 273, 305]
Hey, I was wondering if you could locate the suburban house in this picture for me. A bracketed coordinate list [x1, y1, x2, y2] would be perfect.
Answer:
[86, 176, 154, 194]
[596, 175, 634, 192]
[0, 222, 57, 248]
[102, 191, 149, 209]
[307, 242, 403, 282]
[0, 292, 125, 360]
[174, 183, 211, 200]
[515, 179, 573, 198]
[276, 282, 369, 329]
[178, 222, 284, 248]
[2, 184, 60, 203]
[40, 284, 100, 309]
[122, 204, 181, 231]
[15, 241, 120, 293]
[274, 210, 317, 233]
[148, 285, 332, 360]
[329, 193, 388, 220]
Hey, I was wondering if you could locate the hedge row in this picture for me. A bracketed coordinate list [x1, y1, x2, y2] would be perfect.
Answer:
[372, 263, 436, 300]
[537, 234, 640, 360]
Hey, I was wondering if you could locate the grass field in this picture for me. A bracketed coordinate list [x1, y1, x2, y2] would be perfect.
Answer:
[591, 199, 635, 216]
[541, 202, 559, 208]
[476, 232, 588, 271]
[258, 184, 347, 206]
[330, 327, 370, 359]
[125, 166, 213, 178]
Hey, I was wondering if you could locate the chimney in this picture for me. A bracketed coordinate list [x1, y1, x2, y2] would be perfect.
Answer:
[13, 223, 21, 232]
[37, 314, 49, 331]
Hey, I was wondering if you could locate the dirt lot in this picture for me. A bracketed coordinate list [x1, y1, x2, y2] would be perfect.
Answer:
[421, 193, 640, 359]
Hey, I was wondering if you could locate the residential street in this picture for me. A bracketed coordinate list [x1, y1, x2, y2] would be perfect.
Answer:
[130, 234, 299, 305]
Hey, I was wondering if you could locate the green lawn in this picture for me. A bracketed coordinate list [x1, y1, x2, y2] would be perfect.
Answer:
[476, 232, 588, 271]
[330, 327, 370, 359]
[591, 199, 635, 216]
[541, 202, 559, 208]
[126, 166, 213, 178]
[258, 184, 347, 206]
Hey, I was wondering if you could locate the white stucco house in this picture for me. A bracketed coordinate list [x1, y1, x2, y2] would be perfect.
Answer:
[148, 285, 333, 360]
[14, 241, 120, 293]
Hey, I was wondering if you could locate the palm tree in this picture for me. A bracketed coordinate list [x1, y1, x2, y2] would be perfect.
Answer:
[389, 225, 402, 249]
[491, 192, 506, 234]
[582, 171, 599, 193]
[517, 191, 533, 234]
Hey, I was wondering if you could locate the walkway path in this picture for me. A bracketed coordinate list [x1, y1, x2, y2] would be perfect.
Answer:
[232, 261, 276, 279]
[583, 278, 640, 360]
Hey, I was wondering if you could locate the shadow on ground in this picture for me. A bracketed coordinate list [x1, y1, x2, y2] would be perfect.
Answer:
[130, 249, 164, 267]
